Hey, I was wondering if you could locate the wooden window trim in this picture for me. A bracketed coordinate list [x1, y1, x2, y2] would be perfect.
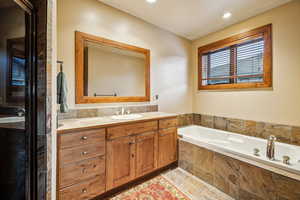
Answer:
[198, 24, 272, 90]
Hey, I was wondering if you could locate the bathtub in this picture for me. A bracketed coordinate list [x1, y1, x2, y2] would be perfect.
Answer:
[178, 125, 300, 181]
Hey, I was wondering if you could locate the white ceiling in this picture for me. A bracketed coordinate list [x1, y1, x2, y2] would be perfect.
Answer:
[99, 0, 291, 40]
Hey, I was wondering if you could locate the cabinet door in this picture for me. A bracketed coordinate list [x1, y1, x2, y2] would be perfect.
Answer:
[106, 136, 136, 190]
[158, 128, 177, 168]
[136, 131, 158, 177]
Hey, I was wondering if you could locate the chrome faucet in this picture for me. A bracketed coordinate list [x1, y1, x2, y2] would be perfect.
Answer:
[266, 135, 276, 160]
[121, 107, 125, 115]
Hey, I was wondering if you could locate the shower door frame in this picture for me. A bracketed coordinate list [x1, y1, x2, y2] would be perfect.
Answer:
[14, 0, 38, 199]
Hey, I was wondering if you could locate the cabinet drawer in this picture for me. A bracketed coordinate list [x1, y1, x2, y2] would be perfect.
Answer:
[58, 176, 105, 200]
[59, 156, 105, 188]
[59, 142, 105, 165]
[159, 127, 177, 137]
[159, 118, 178, 129]
[59, 129, 105, 149]
[107, 121, 158, 140]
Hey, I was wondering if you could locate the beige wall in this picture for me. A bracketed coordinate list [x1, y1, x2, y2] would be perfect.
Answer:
[57, 0, 193, 113]
[192, 1, 300, 126]
[87, 47, 145, 97]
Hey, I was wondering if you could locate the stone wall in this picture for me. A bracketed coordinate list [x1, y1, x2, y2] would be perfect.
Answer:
[177, 113, 300, 146]
[179, 140, 300, 200]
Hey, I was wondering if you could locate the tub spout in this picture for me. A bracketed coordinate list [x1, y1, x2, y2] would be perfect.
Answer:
[266, 135, 276, 160]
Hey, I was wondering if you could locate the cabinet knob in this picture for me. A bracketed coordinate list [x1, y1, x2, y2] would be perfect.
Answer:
[82, 168, 86, 174]
[82, 188, 87, 193]
[81, 136, 88, 140]
[129, 142, 135, 145]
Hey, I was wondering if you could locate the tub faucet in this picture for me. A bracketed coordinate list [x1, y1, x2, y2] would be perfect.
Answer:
[266, 135, 276, 160]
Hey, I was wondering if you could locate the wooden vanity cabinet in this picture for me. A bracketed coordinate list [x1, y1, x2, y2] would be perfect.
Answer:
[106, 135, 136, 190]
[57, 129, 106, 200]
[158, 128, 177, 167]
[136, 131, 158, 177]
[57, 117, 178, 200]
[106, 130, 159, 190]
[106, 121, 159, 190]
[158, 118, 178, 167]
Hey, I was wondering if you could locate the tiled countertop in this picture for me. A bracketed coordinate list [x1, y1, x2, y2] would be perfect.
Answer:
[58, 112, 178, 133]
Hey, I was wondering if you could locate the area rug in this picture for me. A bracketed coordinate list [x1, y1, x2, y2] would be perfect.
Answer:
[110, 176, 191, 200]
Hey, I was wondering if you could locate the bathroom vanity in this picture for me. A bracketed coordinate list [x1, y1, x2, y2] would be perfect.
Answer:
[57, 112, 178, 200]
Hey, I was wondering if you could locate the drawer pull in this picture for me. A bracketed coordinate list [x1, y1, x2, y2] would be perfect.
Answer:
[81, 136, 88, 140]
[129, 142, 136, 145]
[82, 168, 86, 174]
[82, 188, 87, 193]
[160, 133, 169, 137]
[81, 152, 88, 155]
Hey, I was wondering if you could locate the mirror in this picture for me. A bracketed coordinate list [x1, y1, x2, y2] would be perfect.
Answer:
[75, 31, 150, 103]
[6, 38, 25, 104]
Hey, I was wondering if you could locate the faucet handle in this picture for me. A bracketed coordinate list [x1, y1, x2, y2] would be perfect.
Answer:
[283, 156, 290, 165]
[269, 135, 277, 141]
[253, 148, 260, 156]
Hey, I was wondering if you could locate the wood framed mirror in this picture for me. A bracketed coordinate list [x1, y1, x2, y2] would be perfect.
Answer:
[75, 31, 150, 104]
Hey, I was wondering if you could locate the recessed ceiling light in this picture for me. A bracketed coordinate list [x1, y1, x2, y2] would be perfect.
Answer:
[146, 0, 157, 4]
[223, 12, 232, 19]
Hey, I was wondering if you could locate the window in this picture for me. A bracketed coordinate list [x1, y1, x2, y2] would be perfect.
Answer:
[198, 24, 272, 90]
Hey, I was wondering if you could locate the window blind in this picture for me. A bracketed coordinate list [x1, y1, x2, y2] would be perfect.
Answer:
[201, 37, 265, 86]
[237, 38, 264, 83]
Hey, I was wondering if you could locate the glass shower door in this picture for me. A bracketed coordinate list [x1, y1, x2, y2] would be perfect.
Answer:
[0, 0, 36, 199]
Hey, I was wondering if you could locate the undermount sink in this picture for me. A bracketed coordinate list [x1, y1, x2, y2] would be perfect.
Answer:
[0, 117, 25, 124]
[111, 114, 143, 120]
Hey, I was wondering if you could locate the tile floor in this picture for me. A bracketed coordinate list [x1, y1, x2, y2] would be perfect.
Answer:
[162, 168, 234, 200]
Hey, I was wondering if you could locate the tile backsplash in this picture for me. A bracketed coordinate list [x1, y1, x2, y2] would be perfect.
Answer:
[58, 110, 300, 146]
[178, 113, 300, 146]
[58, 104, 158, 120]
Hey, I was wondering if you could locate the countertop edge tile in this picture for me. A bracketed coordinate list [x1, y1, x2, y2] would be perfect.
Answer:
[57, 112, 178, 133]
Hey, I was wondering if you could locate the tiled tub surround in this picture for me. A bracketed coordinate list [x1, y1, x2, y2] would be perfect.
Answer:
[178, 129, 300, 200]
[58, 104, 158, 120]
[177, 113, 300, 146]
[179, 126, 300, 178]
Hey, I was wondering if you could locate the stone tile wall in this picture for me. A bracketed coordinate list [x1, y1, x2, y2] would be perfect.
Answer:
[177, 113, 300, 146]
[179, 140, 300, 200]
[58, 104, 158, 120]
[177, 113, 194, 127]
